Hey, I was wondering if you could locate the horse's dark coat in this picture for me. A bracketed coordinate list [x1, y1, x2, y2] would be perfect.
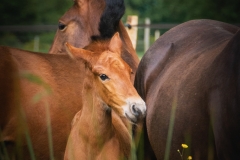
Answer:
[135, 19, 240, 160]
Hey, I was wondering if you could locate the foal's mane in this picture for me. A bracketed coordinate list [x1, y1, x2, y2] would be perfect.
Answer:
[84, 39, 111, 54]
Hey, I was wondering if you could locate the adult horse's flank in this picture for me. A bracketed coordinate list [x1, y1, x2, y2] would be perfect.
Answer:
[0, 44, 87, 160]
[64, 33, 146, 160]
[135, 19, 240, 159]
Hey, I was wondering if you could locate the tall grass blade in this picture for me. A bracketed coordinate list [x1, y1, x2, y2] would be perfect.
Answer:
[44, 101, 55, 160]
[19, 107, 36, 160]
[21, 71, 54, 160]
[164, 96, 177, 160]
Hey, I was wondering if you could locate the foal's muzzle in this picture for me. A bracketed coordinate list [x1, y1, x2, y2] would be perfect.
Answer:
[124, 98, 146, 123]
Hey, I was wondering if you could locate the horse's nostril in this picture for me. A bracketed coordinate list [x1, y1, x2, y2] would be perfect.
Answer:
[131, 103, 141, 116]
[132, 104, 136, 112]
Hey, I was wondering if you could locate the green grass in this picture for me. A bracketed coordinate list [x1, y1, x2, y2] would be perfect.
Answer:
[137, 51, 145, 59]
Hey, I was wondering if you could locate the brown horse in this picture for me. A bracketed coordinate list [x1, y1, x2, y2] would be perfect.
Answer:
[64, 32, 146, 160]
[134, 19, 240, 160]
[0, 0, 140, 159]
[0, 44, 87, 160]
[49, 0, 139, 82]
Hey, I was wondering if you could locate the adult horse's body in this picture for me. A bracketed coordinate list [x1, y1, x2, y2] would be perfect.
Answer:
[0, 0, 140, 159]
[0, 45, 86, 159]
[134, 19, 240, 159]
[64, 33, 146, 160]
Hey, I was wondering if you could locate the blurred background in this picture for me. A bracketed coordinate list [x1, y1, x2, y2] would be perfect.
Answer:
[0, 0, 239, 56]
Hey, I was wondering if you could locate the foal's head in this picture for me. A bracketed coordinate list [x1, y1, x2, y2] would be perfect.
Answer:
[66, 33, 146, 122]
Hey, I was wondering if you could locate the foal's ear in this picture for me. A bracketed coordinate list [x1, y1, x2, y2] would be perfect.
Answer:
[108, 32, 122, 55]
[65, 42, 93, 63]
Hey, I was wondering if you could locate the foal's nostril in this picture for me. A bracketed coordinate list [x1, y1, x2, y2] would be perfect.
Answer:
[131, 104, 142, 117]
[132, 104, 138, 116]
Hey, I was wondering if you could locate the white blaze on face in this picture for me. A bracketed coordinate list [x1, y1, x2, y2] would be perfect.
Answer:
[122, 97, 146, 123]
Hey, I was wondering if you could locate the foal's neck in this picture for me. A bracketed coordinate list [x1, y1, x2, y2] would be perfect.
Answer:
[80, 79, 132, 159]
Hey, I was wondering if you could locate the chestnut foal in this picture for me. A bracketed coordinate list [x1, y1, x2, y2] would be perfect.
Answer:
[64, 33, 146, 160]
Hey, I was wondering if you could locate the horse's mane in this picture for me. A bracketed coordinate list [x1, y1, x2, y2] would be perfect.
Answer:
[91, 0, 125, 40]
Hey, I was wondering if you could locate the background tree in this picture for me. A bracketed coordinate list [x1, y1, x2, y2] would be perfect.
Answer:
[0, 0, 239, 53]
[123, 0, 239, 54]
[124, 0, 240, 24]
[0, 0, 72, 52]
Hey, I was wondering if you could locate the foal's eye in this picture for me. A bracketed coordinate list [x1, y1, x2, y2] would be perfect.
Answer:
[58, 22, 66, 31]
[99, 74, 109, 81]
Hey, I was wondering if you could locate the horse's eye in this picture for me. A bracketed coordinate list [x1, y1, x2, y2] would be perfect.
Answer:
[99, 74, 109, 81]
[58, 22, 66, 31]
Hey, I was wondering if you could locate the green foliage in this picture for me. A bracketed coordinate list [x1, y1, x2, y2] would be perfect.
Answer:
[0, 33, 22, 48]
[1, 0, 239, 53]
[125, 0, 240, 23]
[123, 0, 240, 54]
[21, 32, 56, 53]
[0, 0, 72, 25]
[0, 0, 72, 52]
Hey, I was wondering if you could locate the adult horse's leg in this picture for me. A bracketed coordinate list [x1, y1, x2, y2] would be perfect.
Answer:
[0, 47, 21, 160]
[209, 30, 240, 159]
